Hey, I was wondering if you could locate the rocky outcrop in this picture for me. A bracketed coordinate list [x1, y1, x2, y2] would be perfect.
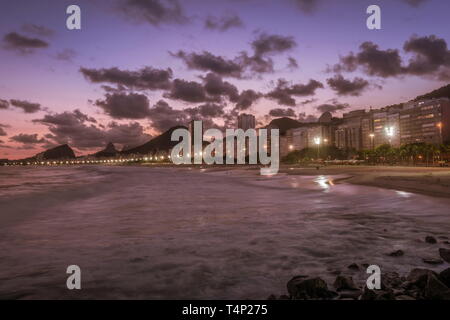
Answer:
[40, 144, 76, 160]
[94, 142, 118, 158]
[287, 276, 337, 300]
[439, 248, 450, 263]
[271, 266, 450, 300]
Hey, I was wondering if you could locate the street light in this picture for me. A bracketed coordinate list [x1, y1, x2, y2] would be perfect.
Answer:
[385, 126, 394, 145]
[437, 122, 443, 143]
[314, 137, 321, 160]
[369, 133, 375, 150]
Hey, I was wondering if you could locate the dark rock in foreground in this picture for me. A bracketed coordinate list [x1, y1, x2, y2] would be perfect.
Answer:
[422, 258, 444, 265]
[425, 236, 437, 244]
[333, 275, 358, 291]
[387, 249, 404, 257]
[274, 266, 450, 300]
[287, 276, 337, 300]
[439, 248, 450, 263]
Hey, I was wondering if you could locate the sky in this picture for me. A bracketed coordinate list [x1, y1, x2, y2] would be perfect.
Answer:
[0, 0, 450, 159]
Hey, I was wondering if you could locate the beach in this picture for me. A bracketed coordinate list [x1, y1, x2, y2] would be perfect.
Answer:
[277, 165, 450, 198]
[0, 164, 449, 299]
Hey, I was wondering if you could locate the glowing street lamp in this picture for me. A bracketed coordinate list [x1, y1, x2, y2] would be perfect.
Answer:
[314, 137, 321, 160]
[437, 122, 443, 143]
[385, 126, 394, 145]
[369, 133, 375, 150]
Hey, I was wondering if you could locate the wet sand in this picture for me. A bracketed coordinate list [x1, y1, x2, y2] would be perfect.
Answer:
[277, 165, 450, 198]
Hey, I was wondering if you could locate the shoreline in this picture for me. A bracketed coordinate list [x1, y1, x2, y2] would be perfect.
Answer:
[142, 163, 450, 199]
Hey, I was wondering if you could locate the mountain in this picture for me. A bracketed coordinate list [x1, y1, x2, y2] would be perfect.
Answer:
[414, 84, 450, 101]
[94, 142, 117, 158]
[35, 144, 76, 161]
[121, 126, 187, 155]
[267, 117, 302, 135]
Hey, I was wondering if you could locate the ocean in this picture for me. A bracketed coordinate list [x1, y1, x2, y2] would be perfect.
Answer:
[0, 165, 449, 299]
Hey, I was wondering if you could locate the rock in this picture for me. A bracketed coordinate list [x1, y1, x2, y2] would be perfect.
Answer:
[425, 236, 437, 244]
[287, 276, 337, 300]
[333, 275, 359, 291]
[406, 268, 437, 289]
[347, 263, 360, 270]
[387, 249, 404, 257]
[338, 290, 362, 300]
[395, 295, 415, 300]
[422, 258, 444, 265]
[439, 268, 450, 287]
[439, 248, 450, 263]
[328, 269, 341, 276]
[382, 272, 403, 289]
[360, 287, 395, 300]
[444, 241, 450, 245]
[425, 274, 450, 300]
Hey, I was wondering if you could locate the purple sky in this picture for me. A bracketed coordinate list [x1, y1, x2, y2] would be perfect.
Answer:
[1, 0, 449, 159]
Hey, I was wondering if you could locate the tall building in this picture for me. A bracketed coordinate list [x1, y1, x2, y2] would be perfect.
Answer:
[277, 97, 450, 156]
[399, 98, 450, 145]
[237, 113, 256, 131]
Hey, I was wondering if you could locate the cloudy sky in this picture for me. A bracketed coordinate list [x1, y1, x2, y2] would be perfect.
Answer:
[1, 0, 449, 159]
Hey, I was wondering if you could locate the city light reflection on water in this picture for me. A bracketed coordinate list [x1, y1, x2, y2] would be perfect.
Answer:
[314, 175, 332, 191]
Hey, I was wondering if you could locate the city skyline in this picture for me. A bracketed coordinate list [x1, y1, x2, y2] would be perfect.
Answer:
[1, 0, 450, 159]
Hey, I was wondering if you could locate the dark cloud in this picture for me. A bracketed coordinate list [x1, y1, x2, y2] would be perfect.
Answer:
[269, 108, 296, 117]
[266, 78, 324, 106]
[236, 52, 275, 74]
[287, 57, 299, 69]
[147, 100, 189, 132]
[331, 42, 404, 78]
[119, 0, 188, 26]
[205, 14, 243, 32]
[21, 24, 54, 37]
[104, 121, 152, 146]
[34, 110, 151, 150]
[251, 33, 297, 57]
[235, 90, 262, 110]
[9, 133, 46, 144]
[185, 103, 225, 119]
[95, 93, 151, 119]
[80, 66, 173, 90]
[2, 32, 49, 54]
[330, 35, 450, 80]
[0, 126, 7, 136]
[164, 79, 208, 103]
[402, 0, 429, 7]
[0, 99, 9, 109]
[300, 98, 317, 105]
[171, 50, 244, 78]
[403, 35, 450, 78]
[293, 0, 320, 13]
[298, 112, 318, 122]
[173, 33, 296, 77]
[316, 100, 349, 114]
[56, 49, 77, 62]
[9, 99, 41, 113]
[327, 74, 370, 96]
[202, 73, 239, 102]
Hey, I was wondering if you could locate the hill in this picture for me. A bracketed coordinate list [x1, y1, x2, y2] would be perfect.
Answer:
[94, 142, 118, 158]
[267, 117, 302, 135]
[414, 84, 450, 101]
[121, 126, 187, 155]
